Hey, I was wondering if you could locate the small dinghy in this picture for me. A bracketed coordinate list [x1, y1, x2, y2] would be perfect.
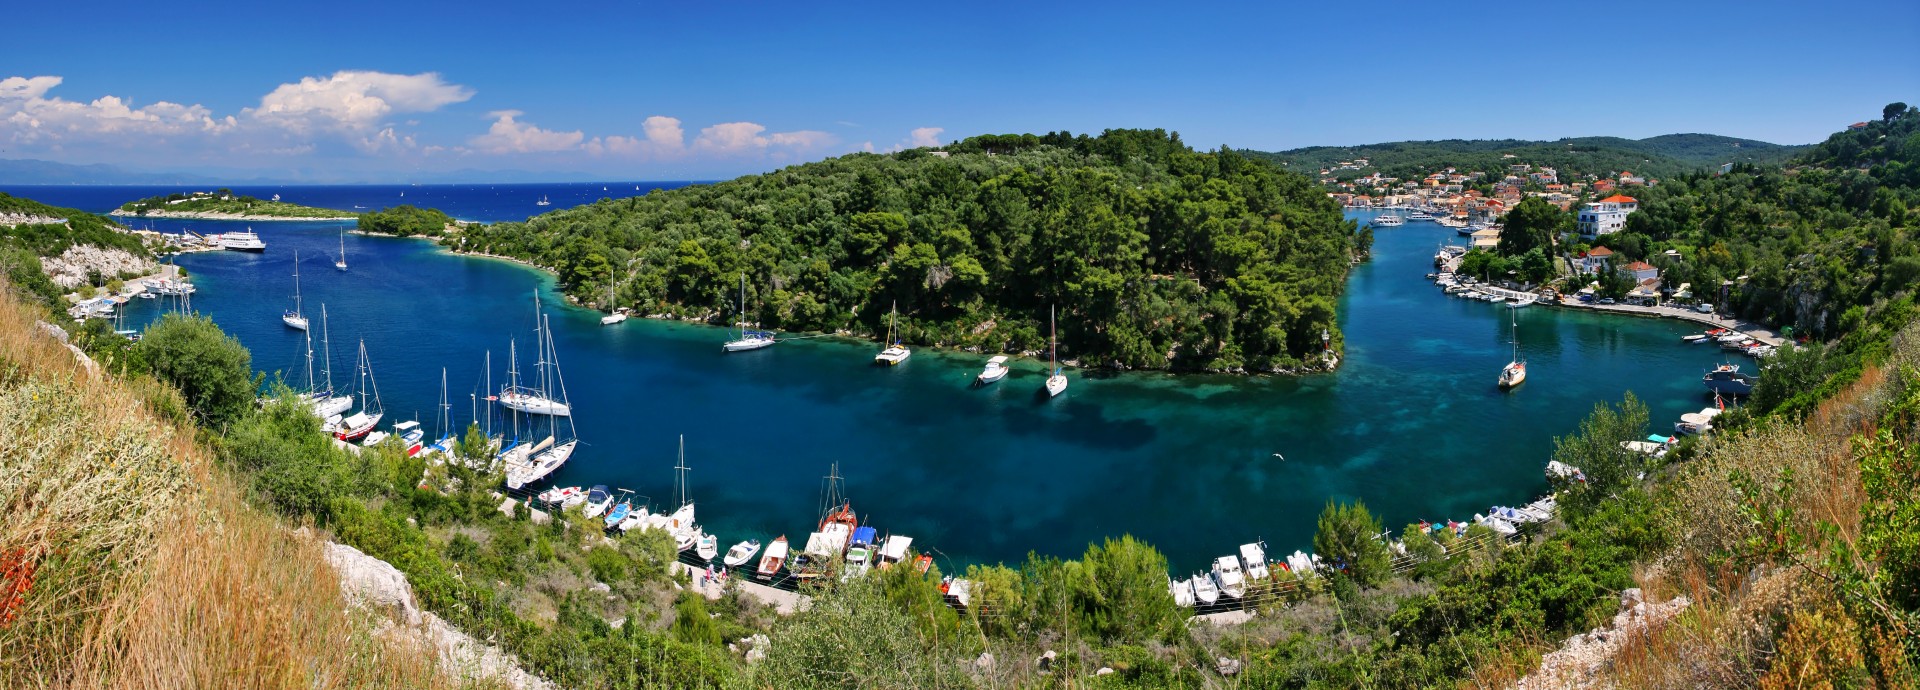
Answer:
[723, 539, 762, 567]
[756, 536, 789, 578]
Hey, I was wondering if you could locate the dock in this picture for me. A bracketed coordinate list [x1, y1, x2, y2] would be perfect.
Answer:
[673, 561, 810, 614]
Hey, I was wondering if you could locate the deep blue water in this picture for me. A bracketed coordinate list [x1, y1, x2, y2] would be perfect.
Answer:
[8, 184, 1726, 572]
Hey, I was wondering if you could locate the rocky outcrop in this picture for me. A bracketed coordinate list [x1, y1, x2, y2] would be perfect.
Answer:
[323, 540, 557, 690]
[0, 212, 66, 227]
[42, 245, 155, 289]
[1514, 588, 1690, 690]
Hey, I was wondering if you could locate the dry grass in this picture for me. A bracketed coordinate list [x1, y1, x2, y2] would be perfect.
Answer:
[0, 289, 478, 688]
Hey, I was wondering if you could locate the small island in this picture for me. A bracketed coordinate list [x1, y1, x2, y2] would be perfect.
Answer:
[111, 189, 357, 221]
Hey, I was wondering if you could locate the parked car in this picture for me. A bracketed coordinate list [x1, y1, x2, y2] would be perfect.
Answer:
[1694, 303, 1714, 314]
[1598, 298, 1616, 305]
[1578, 294, 1594, 302]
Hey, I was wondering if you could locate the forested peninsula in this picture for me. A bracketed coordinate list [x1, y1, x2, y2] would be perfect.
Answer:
[455, 130, 1369, 373]
[112, 190, 356, 220]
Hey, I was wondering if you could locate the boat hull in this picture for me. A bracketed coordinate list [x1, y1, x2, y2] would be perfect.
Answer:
[283, 315, 308, 330]
[1045, 375, 1067, 397]
[977, 368, 1007, 384]
[499, 393, 571, 416]
[505, 439, 578, 490]
[724, 338, 776, 352]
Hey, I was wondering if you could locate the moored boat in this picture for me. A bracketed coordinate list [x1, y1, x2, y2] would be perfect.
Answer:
[877, 535, 915, 570]
[874, 301, 910, 365]
[977, 355, 1010, 384]
[538, 485, 585, 506]
[756, 536, 789, 578]
[1239, 542, 1270, 581]
[1170, 576, 1195, 608]
[1702, 363, 1758, 395]
[696, 532, 719, 561]
[723, 275, 776, 351]
[1191, 571, 1220, 605]
[1044, 305, 1067, 398]
[220, 229, 266, 252]
[1213, 556, 1247, 598]
[581, 485, 614, 518]
[723, 539, 762, 567]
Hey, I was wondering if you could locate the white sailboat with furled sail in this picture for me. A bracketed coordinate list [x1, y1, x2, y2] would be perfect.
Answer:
[499, 294, 573, 416]
[334, 340, 384, 441]
[503, 310, 579, 490]
[282, 251, 308, 330]
[1499, 304, 1527, 389]
[308, 305, 352, 419]
[723, 274, 775, 351]
[873, 301, 910, 365]
[1044, 305, 1067, 398]
[334, 228, 348, 271]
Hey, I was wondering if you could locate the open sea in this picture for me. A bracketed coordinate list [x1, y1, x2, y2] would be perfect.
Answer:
[7, 183, 1725, 572]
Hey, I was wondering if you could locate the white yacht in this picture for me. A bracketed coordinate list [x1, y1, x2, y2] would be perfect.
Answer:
[977, 355, 1010, 384]
[221, 229, 266, 252]
[722, 275, 776, 351]
[1044, 305, 1067, 397]
[308, 306, 353, 419]
[1191, 571, 1220, 605]
[503, 312, 580, 490]
[874, 301, 910, 365]
[599, 278, 626, 325]
[281, 251, 308, 330]
[1239, 542, 1270, 581]
[1372, 213, 1405, 227]
[1499, 306, 1527, 389]
[334, 228, 348, 271]
[1213, 556, 1247, 598]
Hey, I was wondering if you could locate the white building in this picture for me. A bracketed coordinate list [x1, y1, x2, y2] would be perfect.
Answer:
[1578, 195, 1639, 238]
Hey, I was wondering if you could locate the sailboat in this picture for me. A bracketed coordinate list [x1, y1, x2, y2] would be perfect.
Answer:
[308, 305, 352, 419]
[873, 301, 910, 365]
[334, 228, 348, 271]
[723, 275, 775, 351]
[422, 368, 457, 458]
[281, 251, 308, 330]
[535, 195, 551, 207]
[334, 340, 385, 441]
[503, 312, 579, 489]
[1044, 305, 1067, 397]
[795, 463, 857, 579]
[599, 278, 627, 325]
[1499, 306, 1527, 389]
[499, 295, 573, 416]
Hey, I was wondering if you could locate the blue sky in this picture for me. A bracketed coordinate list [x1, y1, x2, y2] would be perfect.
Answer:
[3, 0, 1914, 182]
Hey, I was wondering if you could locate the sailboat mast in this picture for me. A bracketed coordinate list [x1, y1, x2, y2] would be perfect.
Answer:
[291, 250, 302, 317]
[547, 314, 576, 440]
[675, 434, 689, 508]
[439, 368, 449, 440]
[1050, 305, 1057, 371]
[321, 305, 334, 391]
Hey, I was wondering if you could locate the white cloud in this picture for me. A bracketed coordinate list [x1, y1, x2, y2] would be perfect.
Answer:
[692, 121, 833, 155]
[468, 110, 585, 154]
[908, 126, 944, 148]
[0, 75, 237, 145]
[643, 115, 685, 150]
[249, 70, 472, 134]
[0, 76, 62, 101]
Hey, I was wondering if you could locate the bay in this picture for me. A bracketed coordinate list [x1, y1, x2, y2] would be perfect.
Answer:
[18, 183, 1724, 573]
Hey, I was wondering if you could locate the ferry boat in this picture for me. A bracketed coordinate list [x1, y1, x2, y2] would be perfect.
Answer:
[977, 355, 1010, 384]
[1702, 363, 1758, 395]
[1407, 210, 1435, 221]
[221, 229, 266, 252]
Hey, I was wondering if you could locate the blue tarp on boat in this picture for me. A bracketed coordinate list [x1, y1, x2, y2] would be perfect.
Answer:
[1648, 434, 1672, 443]
[851, 526, 877, 547]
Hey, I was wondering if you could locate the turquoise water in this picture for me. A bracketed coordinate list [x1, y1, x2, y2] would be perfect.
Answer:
[97, 195, 1719, 572]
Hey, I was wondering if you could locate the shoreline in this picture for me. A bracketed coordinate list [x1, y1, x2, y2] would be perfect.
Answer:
[110, 208, 358, 222]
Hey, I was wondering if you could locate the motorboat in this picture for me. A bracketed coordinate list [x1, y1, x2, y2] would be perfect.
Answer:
[756, 536, 789, 578]
[1676, 407, 1724, 435]
[580, 486, 614, 518]
[941, 577, 972, 609]
[220, 229, 266, 252]
[1285, 550, 1319, 577]
[359, 430, 389, 447]
[1703, 363, 1758, 395]
[842, 527, 876, 581]
[393, 420, 425, 457]
[537, 485, 585, 506]
[604, 499, 633, 529]
[1546, 460, 1586, 483]
[977, 355, 1010, 384]
[723, 539, 762, 567]
[874, 300, 910, 365]
[696, 533, 719, 561]
[722, 275, 776, 351]
[1683, 334, 1709, 343]
[1213, 556, 1247, 598]
[1239, 542, 1270, 581]
[1191, 571, 1220, 605]
[1170, 576, 1195, 608]
[616, 508, 649, 532]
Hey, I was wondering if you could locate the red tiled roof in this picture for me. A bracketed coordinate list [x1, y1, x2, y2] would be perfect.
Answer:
[1599, 194, 1638, 203]
[1588, 247, 1614, 257]
[1626, 261, 1655, 271]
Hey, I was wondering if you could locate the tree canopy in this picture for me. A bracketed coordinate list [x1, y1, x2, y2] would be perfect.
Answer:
[134, 313, 255, 428]
[358, 204, 455, 237]
[454, 129, 1366, 372]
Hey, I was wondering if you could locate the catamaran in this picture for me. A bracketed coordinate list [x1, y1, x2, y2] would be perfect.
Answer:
[722, 275, 775, 351]
[334, 340, 385, 442]
[502, 312, 579, 489]
[281, 251, 308, 330]
[334, 228, 348, 271]
[874, 301, 910, 365]
[1499, 305, 1527, 389]
[1044, 305, 1067, 397]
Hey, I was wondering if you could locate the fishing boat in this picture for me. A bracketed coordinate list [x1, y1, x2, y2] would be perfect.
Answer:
[976, 355, 1010, 385]
[842, 526, 877, 581]
[1044, 305, 1067, 397]
[1191, 571, 1221, 605]
[599, 278, 627, 325]
[604, 497, 633, 529]
[333, 341, 385, 441]
[282, 251, 308, 330]
[696, 533, 719, 562]
[756, 536, 789, 578]
[723, 539, 762, 567]
[877, 535, 914, 570]
[1702, 363, 1758, 395]
[1170, 576, 1195, 607]
[1213, 556, 1247, 598]
[874, 301, 910, 365]
[503, 313, 580, 489]
[581, 485, 614, 518]
[537, 485, 585, 506]
[722, 275, 777, 351]
[220, 229, 266, 252]
[1499, 306, 1527, 389]
[1239, 542, 1270, 581]
[334, 228, 348, 271]
[392, 420, 425, 457]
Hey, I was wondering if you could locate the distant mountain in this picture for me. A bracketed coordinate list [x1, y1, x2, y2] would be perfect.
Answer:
[0, 158, 224, 185]
[1244, 133, 1809, 183]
